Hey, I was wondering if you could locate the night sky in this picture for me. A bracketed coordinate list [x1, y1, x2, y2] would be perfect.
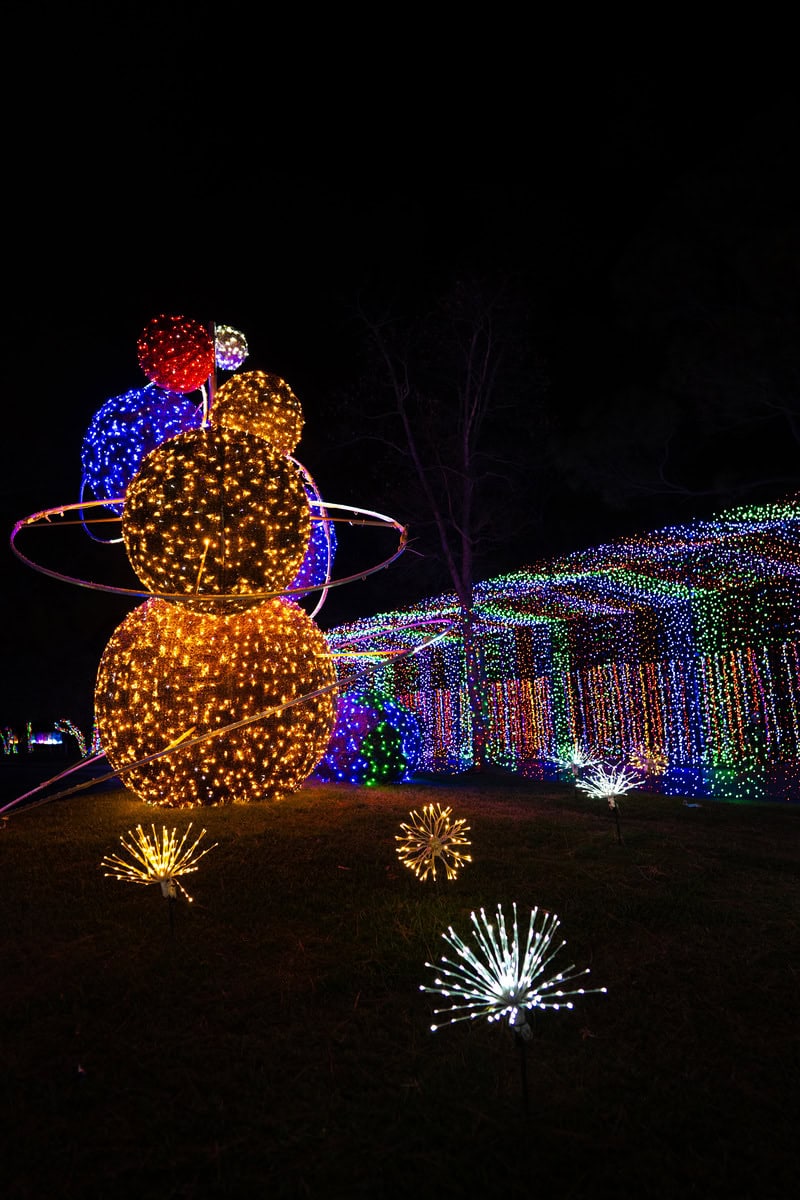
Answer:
[2, 50, 798, 735]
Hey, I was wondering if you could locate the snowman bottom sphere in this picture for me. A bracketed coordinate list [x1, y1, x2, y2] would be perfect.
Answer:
[95, 597, 337, 806]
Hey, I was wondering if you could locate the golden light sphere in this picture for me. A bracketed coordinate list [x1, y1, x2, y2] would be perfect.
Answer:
[122, 426, 310, 611]
[210, 370, 304, 454]
[95, 597, 338, 807]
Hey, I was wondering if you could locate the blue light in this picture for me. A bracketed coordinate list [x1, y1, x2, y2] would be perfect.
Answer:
[290, 491, 338, 592]
[81, 384, 203, 519]
[316, 687, 422, 785]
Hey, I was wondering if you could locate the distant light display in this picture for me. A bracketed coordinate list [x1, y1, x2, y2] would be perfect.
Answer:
[80, 384, 203, 517]
[95, 597, 337, 807]
[28, 730, 63, 747]
[122, 426, 311, 611]
[211, 370, 303, 456]
[55, 719, 88, 757]
[315, 687, 421, 784]
[396, 803, 472, 881]
[101, 823, 216, 902]
[421, 902, 607, 1030]
[214, 325, 249, 372]
[137, 314, 214, 394]
[326, 498, 800, 802]
[1, 728, 20, 755]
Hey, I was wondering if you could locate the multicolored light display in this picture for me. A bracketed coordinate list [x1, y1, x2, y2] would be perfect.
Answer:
[315, 686, 421, 785]
[1, 729, 18, 754]
[12, 313, 417, 811]
[54, 719, 88, 757]
[327, 498, 800, 801]
[92, 316, 339, 807]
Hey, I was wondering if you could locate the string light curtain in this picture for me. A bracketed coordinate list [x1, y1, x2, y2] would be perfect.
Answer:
[326, 498, 800, 800]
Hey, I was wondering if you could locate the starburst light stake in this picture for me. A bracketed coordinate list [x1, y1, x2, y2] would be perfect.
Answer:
[552, 742, 601, 778]
[421, 902, 607, 1116]
[102, 823, 217, 931]
[629, 744, 668, 777]
[575, 763, 641, 843]
[396, 803, 472, 882]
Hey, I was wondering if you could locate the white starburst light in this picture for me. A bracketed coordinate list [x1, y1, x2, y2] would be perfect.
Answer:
[552, 742, 601, 774]
[420, 902, 606, 1030]
[576, 763, 641, 808]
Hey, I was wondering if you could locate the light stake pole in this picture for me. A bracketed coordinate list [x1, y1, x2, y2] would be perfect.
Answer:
[511, 1010, 532, 1120]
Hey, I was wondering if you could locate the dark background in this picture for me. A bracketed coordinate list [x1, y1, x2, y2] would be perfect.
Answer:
[2, 27, 798, 736]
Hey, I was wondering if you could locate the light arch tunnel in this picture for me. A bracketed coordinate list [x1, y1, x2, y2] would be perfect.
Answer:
[324, 496, 800, 800]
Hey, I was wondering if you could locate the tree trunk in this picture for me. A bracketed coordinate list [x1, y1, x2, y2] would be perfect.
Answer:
[460, 604, 489, 770]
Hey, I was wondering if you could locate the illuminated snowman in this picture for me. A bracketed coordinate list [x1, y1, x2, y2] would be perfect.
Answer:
[94, 316, 337, 807]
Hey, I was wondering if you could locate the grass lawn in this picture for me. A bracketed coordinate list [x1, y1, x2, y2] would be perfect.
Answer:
[1, 776, 797, 1199]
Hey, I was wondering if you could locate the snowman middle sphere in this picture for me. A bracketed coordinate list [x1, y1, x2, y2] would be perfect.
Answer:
[122, 426, 311, 613]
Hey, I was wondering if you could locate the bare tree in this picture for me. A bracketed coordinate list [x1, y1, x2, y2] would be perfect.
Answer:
[347, 276, 547, 768]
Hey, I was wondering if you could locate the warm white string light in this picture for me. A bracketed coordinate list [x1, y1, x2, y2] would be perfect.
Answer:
[101, 823, 217, 902]
[396, 803, 472, 881]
